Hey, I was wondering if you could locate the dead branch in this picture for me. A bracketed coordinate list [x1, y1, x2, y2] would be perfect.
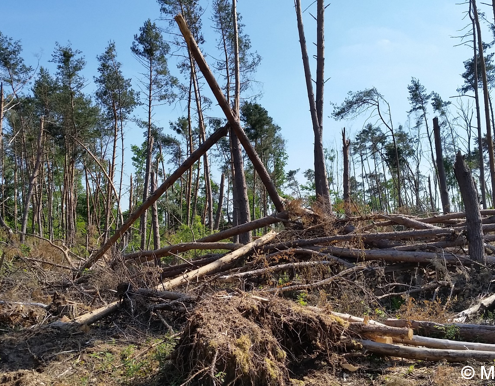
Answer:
[218, 260, 349, 282]
[453, 293, 495, 322]
[263, 265, 366, 293]
[0, 300, 49, 309]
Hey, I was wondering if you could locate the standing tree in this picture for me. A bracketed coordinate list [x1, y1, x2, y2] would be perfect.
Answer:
[131, 19, 176, 249]
[294, 0, 331, 210]
[95, 41, 138, 243]
[212, 0, 260, 242]
[49, 43, 99, 246]
[0, 32, 33, 228]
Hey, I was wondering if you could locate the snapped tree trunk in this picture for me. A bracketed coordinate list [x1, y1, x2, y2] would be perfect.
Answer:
[454, 152, 485, 264]
[433, 117, 450, 213]
[342, 128, 351, 216]
[214, 172, 225, 230]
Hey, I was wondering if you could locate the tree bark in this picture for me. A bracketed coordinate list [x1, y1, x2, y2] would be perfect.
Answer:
[433, 117, 451, 213]
[454, 151, 485, 264]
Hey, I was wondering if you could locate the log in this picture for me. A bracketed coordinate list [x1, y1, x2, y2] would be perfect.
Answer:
[77, 124, 229, 275]
[348, 322, 413, 340]
[379, 214, 441, 230]
[197, 211, 288, 243]
[160, 254, 223, 279]
[394, 335, 495, 352]
[454, 151, 485, 263]
[264, 228, 458, 251]
[159, 231, 277, 291]
[121, 242, 242, 264]
[358, 338, 495, 361]
[383, 319, 495, 343]
[312, 245, 474, 264]
[174, 14, 284, 213]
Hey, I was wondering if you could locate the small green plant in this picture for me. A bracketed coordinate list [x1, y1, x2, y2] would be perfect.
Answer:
[374, 308, 386, 318]
[434, 324, 460, 340]
[390, 296, 405, 311]
[89, 351, 115, 373]
[297, 292, 308, 306]
[407, 364, 415, 375]
[215, 371, 226, 383]
[278, 272, 291, 286]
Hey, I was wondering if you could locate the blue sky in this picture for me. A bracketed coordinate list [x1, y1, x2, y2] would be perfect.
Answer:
[1, 0, 482, 188]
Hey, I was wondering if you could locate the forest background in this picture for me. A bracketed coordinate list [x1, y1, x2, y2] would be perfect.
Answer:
[0, 0, 492, 254]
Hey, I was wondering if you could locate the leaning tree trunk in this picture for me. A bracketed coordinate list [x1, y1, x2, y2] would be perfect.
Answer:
[454, 152, 485, 264]
[433, 117, 450, 213]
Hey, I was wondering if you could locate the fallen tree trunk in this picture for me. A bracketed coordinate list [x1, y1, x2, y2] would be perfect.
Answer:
[383, 319, 495, 343]
[358, 338, 495, 361]
[121, 242, 242, 264]
[348, 322, 413, 340]
[312, 245, 474, 264]
[77, 124, 229, 275]
[197, 211, 288, 243]
[379, 214, 441, 230]
[394, 335, 495, 352]
[159, 231, 277, 291]
[160, 254, 223, 279]
[264, 228, 458, 251]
